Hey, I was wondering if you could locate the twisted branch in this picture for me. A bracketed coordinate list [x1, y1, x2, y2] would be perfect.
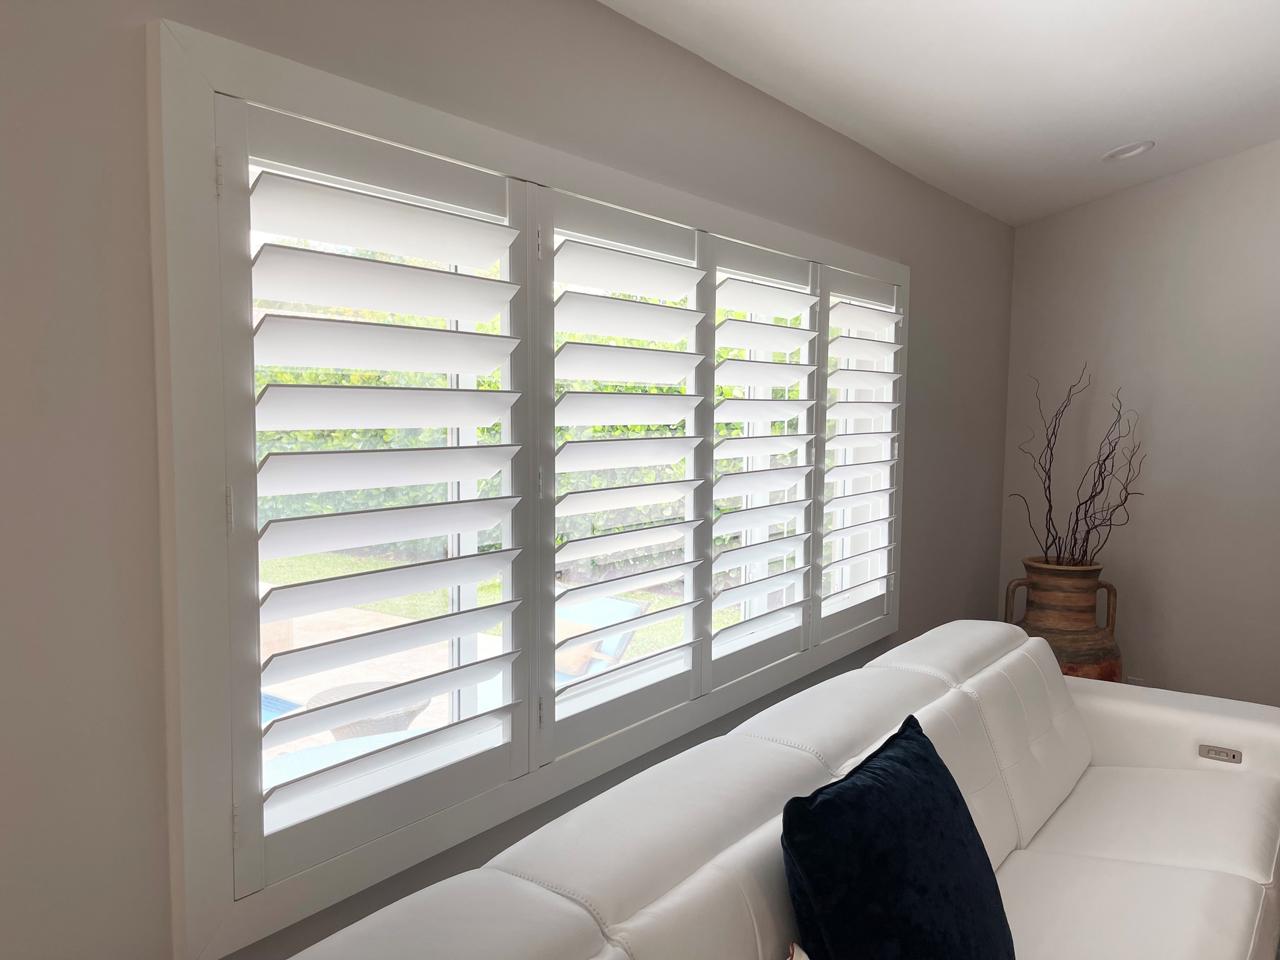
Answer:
[1009, 365, 1144, 565]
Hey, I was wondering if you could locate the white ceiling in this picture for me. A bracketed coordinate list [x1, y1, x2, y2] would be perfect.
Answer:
[600, 0, 1280, 224]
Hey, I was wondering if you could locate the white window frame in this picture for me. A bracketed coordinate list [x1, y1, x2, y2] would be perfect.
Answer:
[149, 20, 908, 959]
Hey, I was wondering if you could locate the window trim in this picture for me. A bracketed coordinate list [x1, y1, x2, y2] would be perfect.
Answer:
[149, 19, 908, 959]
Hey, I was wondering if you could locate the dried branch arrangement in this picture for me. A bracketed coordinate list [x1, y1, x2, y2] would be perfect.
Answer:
[1011, 365, 1146, 566]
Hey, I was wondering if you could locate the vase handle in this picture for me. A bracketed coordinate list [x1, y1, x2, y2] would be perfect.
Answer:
[1004, 578, 1030, 623]
[1099, 580, 1117, 632]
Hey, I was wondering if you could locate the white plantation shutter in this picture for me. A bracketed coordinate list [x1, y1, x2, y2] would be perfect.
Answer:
[549, 193, 707, 751]
[194, 91, 906, 887]
[820, 269, 905, 622]
[237, 107, 531, 834]
[708, 241, 819, 682]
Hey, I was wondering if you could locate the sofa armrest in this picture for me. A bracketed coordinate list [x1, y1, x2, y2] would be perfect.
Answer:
[1065, 676, 1280, 779]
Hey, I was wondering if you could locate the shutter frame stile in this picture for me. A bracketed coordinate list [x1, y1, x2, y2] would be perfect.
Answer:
[806, 261, 828, 652]
[884, 280, 907, 633]
[527, 184, 558, 769]
[217, 94, 269, 899]
[505, 176, 538, 782]
[692, 231, 717, 697]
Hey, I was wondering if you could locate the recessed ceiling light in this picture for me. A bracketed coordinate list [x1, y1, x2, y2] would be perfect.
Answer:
[1102, 140, 1156, 162]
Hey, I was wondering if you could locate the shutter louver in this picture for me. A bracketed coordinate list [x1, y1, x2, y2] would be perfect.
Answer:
[246, 127, 527, 832]
[551, 198, 705, 718]
[711, 261, 817, 664]
[821, 279, 904, 618]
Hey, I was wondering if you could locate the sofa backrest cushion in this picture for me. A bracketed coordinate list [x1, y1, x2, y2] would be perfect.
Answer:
[960, 636, 1092, 844]
[488, 735, 830, 937]
[608, 817, 795, 960]
[734, 663, 949, 778]
[869, 624, 1091, 846]
[868, 619, 1028, 685]
[914, 689, 1020, 868]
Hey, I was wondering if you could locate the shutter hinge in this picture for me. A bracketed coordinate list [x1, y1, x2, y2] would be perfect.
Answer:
[224, 484, 234, 534]
[537, 696, 545, 728]
[535, 225, 543, 261]
[231, 802, 241, 850]
[214, 146, 225, 199]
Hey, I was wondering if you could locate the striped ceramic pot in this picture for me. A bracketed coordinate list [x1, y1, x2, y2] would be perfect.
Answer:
[1005, 557, 1121, 682]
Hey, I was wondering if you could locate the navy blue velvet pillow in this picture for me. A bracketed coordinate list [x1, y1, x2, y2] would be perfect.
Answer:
[781, 715, 1015, 960]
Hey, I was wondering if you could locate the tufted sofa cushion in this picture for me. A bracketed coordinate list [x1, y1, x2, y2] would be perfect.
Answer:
[871, 627, 1092, 846]
[960, 638, 1093, 845]
[915, 689, 1021, 869]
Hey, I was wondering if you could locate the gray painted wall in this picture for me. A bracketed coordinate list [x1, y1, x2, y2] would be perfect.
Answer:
[1001, 137, 1280, 707]
[2, 2, 1012, 957]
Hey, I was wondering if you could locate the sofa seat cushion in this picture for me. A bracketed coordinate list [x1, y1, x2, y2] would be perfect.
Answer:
[1029, 765, 1280, 886]
[997, 850, 1272, 960]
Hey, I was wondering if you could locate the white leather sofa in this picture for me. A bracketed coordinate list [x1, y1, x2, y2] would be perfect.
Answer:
[297, 621, 1280, 960]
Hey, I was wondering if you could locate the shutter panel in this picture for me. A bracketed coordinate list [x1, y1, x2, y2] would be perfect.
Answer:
[550, 194, 705, 729]
[245, 115, 528, 832]
[821, 276, 904, 618]
[711, 246, 818, 671]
